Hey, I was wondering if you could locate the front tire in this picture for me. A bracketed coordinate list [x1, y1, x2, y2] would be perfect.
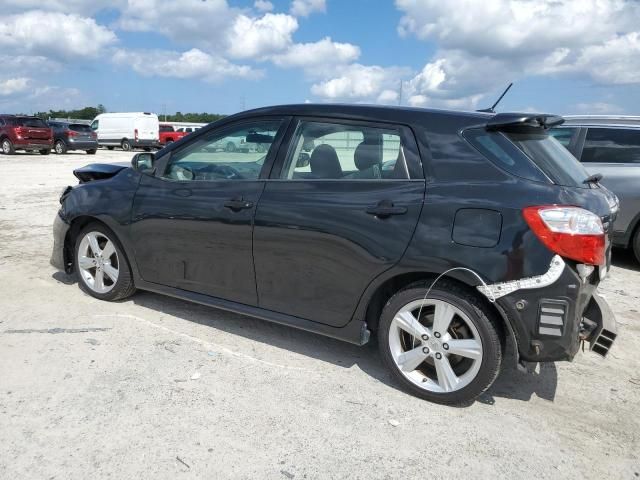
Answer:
[121, 139, 132, 151]
[225, 141, 236, 153]
[74, 223, 136, 301]
[39, 149, 51, 155]
[86, 149, 97, 155]
[378, 281, 502, 405]
[1, 138, 15, 155]
[54, 140, 67, 154]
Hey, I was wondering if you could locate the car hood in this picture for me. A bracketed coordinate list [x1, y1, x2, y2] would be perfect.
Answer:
[73, 163, 130, 183]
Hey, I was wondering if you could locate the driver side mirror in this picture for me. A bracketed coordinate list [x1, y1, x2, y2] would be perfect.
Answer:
[131, 152, 155, 174]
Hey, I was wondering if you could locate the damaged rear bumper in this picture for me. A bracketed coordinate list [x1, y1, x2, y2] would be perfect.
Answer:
[479, 257, 617, 363]
[581, 292, 617, 357]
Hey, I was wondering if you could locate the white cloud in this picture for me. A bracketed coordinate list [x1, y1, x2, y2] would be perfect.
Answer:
[0, 11, 116, 59]
[227, 13, 299, 59]
[377, 89, 399, 104]
[118, 0, 236, 49]
[254, 0, 274, 12]
[397, 0, 638, 57]
[112, 48, 259, 82]
[395, 0, 640, 106]
[570, 32, 640, 85]
[290, 0, 326, 17]
[0, 55, 61, 74]
[271, 37, 360, 69]
[0, 78, 31, 96]
[310, 64, 410, 101]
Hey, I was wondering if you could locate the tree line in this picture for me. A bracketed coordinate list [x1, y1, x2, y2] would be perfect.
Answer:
[31, 105, 225, 123]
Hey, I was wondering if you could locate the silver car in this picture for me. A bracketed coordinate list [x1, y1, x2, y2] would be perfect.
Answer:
[550, 116, 640, 263]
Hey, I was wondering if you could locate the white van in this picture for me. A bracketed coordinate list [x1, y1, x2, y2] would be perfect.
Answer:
[91, 112, 159, 151]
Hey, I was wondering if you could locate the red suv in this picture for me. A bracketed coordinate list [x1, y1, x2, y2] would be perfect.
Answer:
[0, 115, 53, 155]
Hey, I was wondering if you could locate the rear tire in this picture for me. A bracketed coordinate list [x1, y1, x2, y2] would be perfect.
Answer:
[86, 149, 97, 155]
[225, 141, 236, 152]
[633, 227, 640, 264]
[378, 280, 502, 405]
[39, 149, 51, 155]
[107, 146, 114, 150]
[1, 138, 15, 155]
[54, 140, 67, 154]
[121, 139, 131, 151]
[74, 223, 136, 302]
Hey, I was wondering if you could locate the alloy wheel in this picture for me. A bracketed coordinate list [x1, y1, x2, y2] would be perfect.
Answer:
[388, 299, 483, 393]
[2, 139, 11, 154]
[77, 231, 119, 294]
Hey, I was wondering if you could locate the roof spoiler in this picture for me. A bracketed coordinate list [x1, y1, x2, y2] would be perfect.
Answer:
[486, 113, 565, 131]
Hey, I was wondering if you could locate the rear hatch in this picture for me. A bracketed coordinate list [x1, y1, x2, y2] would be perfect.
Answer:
[465, 113, 617, 266]
[15, 117, 51, 140]
[68, 123, 96, 141]
[137, 115, 159, 141]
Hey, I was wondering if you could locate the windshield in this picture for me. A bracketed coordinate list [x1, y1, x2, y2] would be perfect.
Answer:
[505, 131, 590, 188]
[15, 117, 48, 128]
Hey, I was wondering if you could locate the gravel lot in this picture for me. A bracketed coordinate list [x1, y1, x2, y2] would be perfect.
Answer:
[0, 149, 639, 479]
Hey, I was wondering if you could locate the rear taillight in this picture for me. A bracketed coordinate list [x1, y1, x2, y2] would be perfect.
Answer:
[91, 132, 97, 139]
[67, 130, 78, 137]
[134, 128, 139, 141]
[523, 205, 605, 265]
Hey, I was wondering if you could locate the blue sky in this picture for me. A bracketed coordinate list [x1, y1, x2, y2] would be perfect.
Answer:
[1, 0, 639, 116]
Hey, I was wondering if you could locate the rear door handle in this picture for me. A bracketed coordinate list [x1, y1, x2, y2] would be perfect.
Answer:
[366, 200, 408, 218]
[224, 197, 254, 211]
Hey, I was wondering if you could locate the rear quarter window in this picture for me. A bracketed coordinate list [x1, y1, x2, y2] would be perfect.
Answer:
[581, 127, 640, 164]
[463, 129, 549, 183]
[464, 128, 590, 188]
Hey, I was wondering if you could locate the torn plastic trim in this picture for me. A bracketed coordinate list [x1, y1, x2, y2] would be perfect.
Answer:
[477, 255, 565, 300]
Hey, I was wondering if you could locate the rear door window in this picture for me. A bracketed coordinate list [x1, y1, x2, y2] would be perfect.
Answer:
[280, 120, 420, 180]
[581, 127, 640, 163]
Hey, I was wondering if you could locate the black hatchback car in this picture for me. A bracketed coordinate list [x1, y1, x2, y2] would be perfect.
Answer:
[51, 104, 618, 404]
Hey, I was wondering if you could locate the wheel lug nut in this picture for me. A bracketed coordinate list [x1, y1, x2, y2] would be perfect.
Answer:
[421, 334, 428, 341]
[422, 347, 430, 354]
[435, 353, 442, 359]
[434, 332, 441, 338]
[443, 344, 449, 350]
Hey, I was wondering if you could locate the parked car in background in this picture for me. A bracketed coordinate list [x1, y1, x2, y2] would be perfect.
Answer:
[550, 116, 640, 262]
[90, 112, 159, 151]
[51, 104, 617, 405]
[158, 124, 187, 146]
[176, 126, 202, 134]
[49, 121, 98, 155]
[0, 115, 52, 155]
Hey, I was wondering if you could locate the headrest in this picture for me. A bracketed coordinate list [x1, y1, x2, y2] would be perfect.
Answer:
[354, 142, 381, 171]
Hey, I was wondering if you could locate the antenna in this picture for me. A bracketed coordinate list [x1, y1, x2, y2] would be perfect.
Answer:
[477, 82, 513, 113]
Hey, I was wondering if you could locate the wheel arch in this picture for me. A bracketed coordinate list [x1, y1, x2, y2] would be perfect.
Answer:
[360, 270, 517, 355]
[63, 216, 134, 275]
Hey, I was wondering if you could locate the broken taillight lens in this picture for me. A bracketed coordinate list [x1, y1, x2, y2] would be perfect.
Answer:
[522, 205, 605, 265]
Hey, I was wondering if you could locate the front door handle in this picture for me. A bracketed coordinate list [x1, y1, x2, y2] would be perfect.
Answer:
[366, 200, 407, 218]
[224, 197, 254, 211]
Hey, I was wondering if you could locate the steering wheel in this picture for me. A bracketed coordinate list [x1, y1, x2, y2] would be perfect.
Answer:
[199, 164, 244, 180]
